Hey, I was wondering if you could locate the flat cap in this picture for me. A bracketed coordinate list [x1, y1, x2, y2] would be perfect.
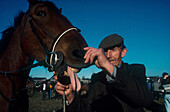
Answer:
[99, 34, 125, 51]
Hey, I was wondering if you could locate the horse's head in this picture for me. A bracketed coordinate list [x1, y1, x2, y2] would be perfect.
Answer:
[21, 0, 90, 72]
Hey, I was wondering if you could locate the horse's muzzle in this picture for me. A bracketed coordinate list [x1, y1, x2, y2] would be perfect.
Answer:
[71, 49, 96, 68]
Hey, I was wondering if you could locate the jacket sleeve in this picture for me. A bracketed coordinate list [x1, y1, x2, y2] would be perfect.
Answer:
[110, 63, 153, 107]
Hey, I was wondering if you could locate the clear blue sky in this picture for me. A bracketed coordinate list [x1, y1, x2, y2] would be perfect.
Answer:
[0, 0, 170, 79]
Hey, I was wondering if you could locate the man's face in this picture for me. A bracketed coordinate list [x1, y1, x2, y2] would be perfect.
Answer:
[105, 47, 122, 66]
[164, 75, 169, 79]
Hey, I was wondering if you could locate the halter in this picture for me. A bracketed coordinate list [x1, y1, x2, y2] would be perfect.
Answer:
[28, 13, 80, 71]
[49, 27, 78, 69]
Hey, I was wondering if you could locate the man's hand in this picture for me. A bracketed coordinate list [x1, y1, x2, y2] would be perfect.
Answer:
[55, 81, 75, 104]
[54, 66, 81, 104]
[84, 47, 114, 75]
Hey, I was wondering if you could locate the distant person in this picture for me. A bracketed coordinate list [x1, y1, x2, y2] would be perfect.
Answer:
[152, 77, 161, 100]
[55, 34, 153, 112]
[49, 83, 53, 99]
[147, 78, 152, 90]
[42, 82, 46, 100]
[161, 72, 169, 86]
[161, 72, 170, 112]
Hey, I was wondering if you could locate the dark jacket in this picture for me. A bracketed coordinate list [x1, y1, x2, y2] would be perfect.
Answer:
[67, 62, 153, 112]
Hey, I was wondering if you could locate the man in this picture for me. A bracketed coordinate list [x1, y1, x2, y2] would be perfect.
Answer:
[152, 77, 161, 100]
[55, 34, 153, 112]
[161, 72, 170, 112]
[42, 82, 46, 100]
[161, 72, 169, 86]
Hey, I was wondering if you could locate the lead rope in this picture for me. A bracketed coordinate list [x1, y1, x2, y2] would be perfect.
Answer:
[63, 91, 66, 112]
[62, 71, 77, 112]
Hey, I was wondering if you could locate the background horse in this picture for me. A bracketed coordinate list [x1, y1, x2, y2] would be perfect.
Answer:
[0, 0, 89, 112]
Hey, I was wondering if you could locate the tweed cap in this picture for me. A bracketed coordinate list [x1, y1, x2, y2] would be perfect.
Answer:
[99, 34, 125, 51]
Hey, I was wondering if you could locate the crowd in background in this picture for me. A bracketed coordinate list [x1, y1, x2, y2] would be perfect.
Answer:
[147, 72, 170, 112]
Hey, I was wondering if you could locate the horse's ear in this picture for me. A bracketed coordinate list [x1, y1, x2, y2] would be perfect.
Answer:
[27, 0, 38, 8]
[59, 8, 62, 13]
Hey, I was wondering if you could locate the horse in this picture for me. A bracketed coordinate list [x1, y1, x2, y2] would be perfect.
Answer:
[0, 0, 90, 112]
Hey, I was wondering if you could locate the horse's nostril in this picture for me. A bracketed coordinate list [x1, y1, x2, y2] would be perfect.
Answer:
[72, 50, 86, 59]
[69, 49, 92, 68]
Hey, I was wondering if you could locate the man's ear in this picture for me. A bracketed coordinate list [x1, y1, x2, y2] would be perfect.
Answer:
[121, 48, 127, 58]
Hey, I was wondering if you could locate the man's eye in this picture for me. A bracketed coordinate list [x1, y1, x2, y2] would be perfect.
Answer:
[37, 10, 46, 17]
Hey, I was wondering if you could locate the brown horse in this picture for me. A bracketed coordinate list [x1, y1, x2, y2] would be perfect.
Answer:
[0, 0, 90, 112]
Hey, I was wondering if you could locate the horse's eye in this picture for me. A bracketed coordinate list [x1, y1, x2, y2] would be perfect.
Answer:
[37, 10, 46, 17]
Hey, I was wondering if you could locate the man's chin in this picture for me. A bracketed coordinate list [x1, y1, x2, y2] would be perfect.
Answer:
[110, 61, 116, 65]
[110, 61, 119, 66]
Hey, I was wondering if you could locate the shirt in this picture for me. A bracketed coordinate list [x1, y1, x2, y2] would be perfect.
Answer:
[106, 63, 121, 82]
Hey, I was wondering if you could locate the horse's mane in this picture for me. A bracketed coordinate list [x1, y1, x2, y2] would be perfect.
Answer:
[0, 11, 25, 55]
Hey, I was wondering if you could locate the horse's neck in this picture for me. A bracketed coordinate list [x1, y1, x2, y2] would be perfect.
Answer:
[0, 27, 32, 101]
[0, 28, 30, 71]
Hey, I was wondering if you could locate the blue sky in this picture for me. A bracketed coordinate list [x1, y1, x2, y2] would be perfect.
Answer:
[0, 0, 170, 79]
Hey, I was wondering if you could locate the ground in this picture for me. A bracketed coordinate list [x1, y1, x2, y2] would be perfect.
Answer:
[28, 92, 63, 112]
[28, 91, 165, 112]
